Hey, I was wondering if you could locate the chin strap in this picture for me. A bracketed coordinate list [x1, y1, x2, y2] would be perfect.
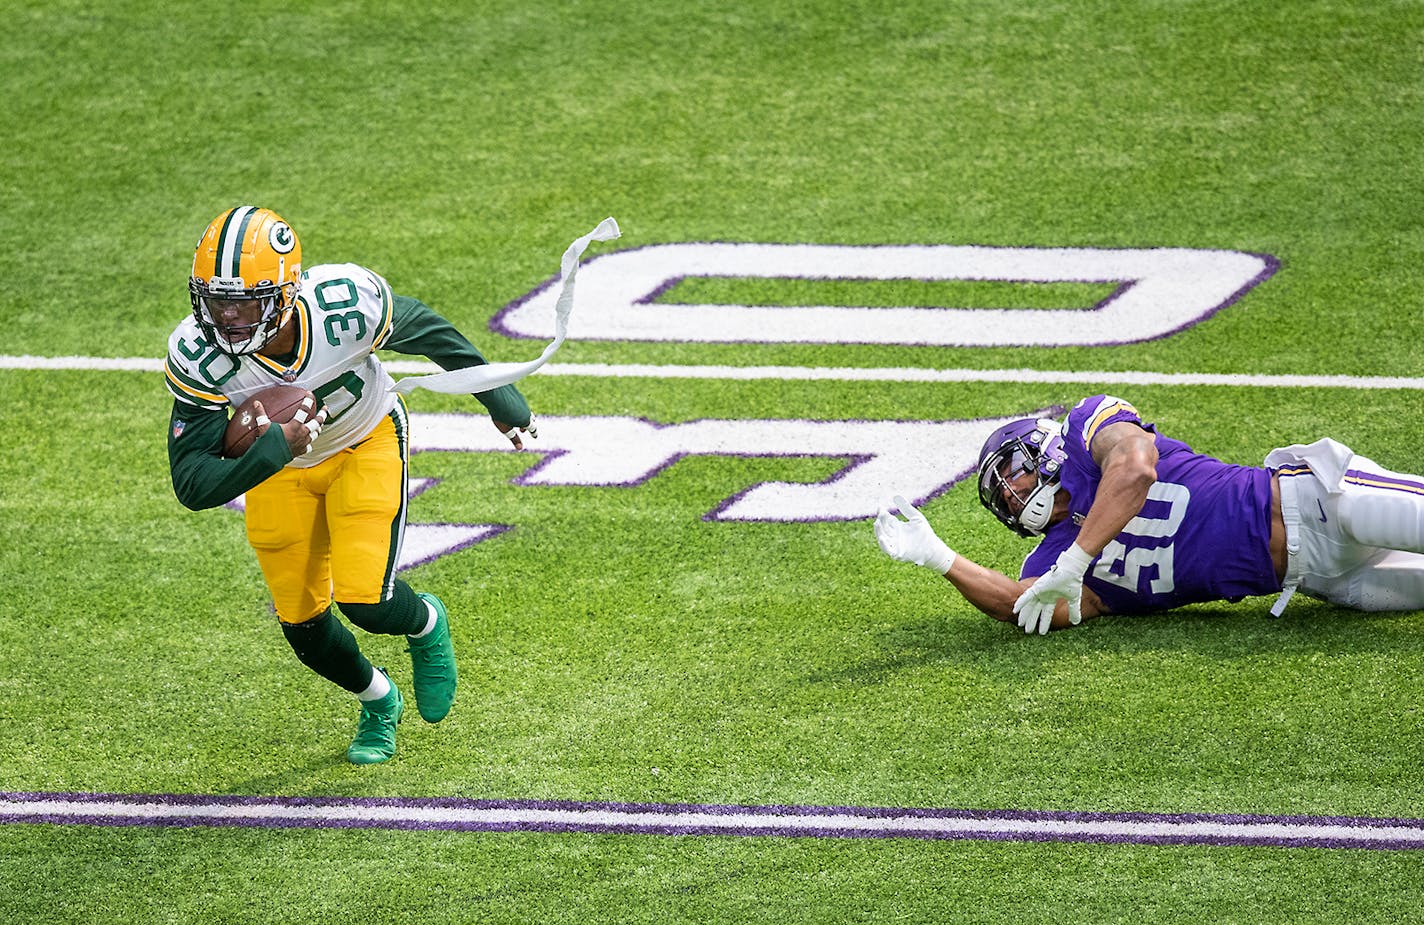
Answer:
[1019, 482, 1059, 535]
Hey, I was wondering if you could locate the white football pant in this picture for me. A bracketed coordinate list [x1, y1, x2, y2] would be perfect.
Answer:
[1278, 453, 1424, 611]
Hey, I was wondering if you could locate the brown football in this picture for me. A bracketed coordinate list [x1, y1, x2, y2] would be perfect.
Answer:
[222, 385, 318, 458]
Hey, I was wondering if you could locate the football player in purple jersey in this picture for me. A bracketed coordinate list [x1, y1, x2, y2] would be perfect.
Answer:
[875, 395, 1424, 633]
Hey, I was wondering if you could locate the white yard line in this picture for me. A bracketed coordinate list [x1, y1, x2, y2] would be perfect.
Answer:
[3, 354, 1422, 389]
[2, 793, 1421, 849]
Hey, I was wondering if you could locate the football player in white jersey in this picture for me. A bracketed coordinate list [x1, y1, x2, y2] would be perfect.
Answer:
[165, 206, 536, 764]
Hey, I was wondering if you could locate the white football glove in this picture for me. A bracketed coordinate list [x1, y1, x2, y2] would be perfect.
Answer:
[874, 495, 956, 575]
[1012, 543, 1092, 635]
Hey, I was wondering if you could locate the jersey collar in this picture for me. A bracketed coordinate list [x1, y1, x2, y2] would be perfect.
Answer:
[250, 298, 313, 381]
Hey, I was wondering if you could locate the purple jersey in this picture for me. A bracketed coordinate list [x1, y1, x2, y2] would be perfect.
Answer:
[1022, 395, 1280, 614]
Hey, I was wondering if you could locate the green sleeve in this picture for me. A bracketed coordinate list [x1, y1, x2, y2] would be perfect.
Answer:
[167, 400, 293, 511]
[381, 295, 532, 427]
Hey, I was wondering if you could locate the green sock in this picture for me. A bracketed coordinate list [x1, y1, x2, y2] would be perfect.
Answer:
[280, 609, 375, 694]
[338, 579, 427, 636]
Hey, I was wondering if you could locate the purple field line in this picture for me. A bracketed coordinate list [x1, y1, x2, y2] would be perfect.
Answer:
[2, 792, 1423, 850]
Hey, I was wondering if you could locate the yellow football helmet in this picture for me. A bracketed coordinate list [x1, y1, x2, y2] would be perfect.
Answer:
[189, 206, 303, 355]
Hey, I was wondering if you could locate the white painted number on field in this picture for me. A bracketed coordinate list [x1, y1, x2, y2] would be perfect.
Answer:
[410, 411, 1053, 522]
[224, 411, 1032, 567]
[493, 243, 1276, 347]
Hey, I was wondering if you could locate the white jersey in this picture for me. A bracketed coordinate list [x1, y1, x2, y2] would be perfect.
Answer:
[165, 263, 401, 467]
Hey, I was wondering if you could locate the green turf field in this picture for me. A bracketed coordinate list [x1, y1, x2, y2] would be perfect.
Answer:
[3, 1, 1423, 922]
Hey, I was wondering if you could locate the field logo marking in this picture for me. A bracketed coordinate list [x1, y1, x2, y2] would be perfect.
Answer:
[410, 410, 1050, 522]
[492, 243, 1277, 346]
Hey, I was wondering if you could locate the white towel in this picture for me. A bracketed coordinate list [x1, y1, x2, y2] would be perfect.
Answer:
[390, 216, 620, 395]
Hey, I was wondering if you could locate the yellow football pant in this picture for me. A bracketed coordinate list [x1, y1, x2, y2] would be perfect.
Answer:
[245, 410, 408, 624]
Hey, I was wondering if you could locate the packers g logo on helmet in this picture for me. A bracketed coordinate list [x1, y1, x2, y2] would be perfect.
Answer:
[269, 222, 295, 254]
[189, 206, 303, 356]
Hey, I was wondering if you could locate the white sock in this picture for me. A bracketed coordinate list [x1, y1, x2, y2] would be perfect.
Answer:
[356, 669, 392, 702]
[408, 599, 439, 639]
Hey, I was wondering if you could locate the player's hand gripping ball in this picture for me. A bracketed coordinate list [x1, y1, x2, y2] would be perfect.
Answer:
[222, 385, 324, 458]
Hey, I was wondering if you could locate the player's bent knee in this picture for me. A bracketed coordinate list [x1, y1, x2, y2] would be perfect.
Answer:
[1339, 491, 1424, 552]
[337, 583, 425, 636]
[337, 598, 395, 632]
[279, 610, 335, 661]
[278, 602, 334, 625]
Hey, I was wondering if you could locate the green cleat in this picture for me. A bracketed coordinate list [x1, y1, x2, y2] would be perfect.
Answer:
[346, 675, 403, 765]
[407, 592, 458, 723]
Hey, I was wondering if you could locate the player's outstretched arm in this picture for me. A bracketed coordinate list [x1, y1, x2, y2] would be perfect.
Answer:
[876, 495, 1103, 630]
[944, 560, 1103, 627]
[944, 556, 1034, 622]
[380, 295, 535, 444]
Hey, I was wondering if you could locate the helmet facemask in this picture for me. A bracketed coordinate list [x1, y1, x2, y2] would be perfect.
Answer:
[189, 277, 295, 356]
[976, 419, 1066, 537]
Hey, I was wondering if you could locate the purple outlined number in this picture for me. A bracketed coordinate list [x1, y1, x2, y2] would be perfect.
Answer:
[408, 410, 1057, 523]
[492, 243, 1277, 347]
